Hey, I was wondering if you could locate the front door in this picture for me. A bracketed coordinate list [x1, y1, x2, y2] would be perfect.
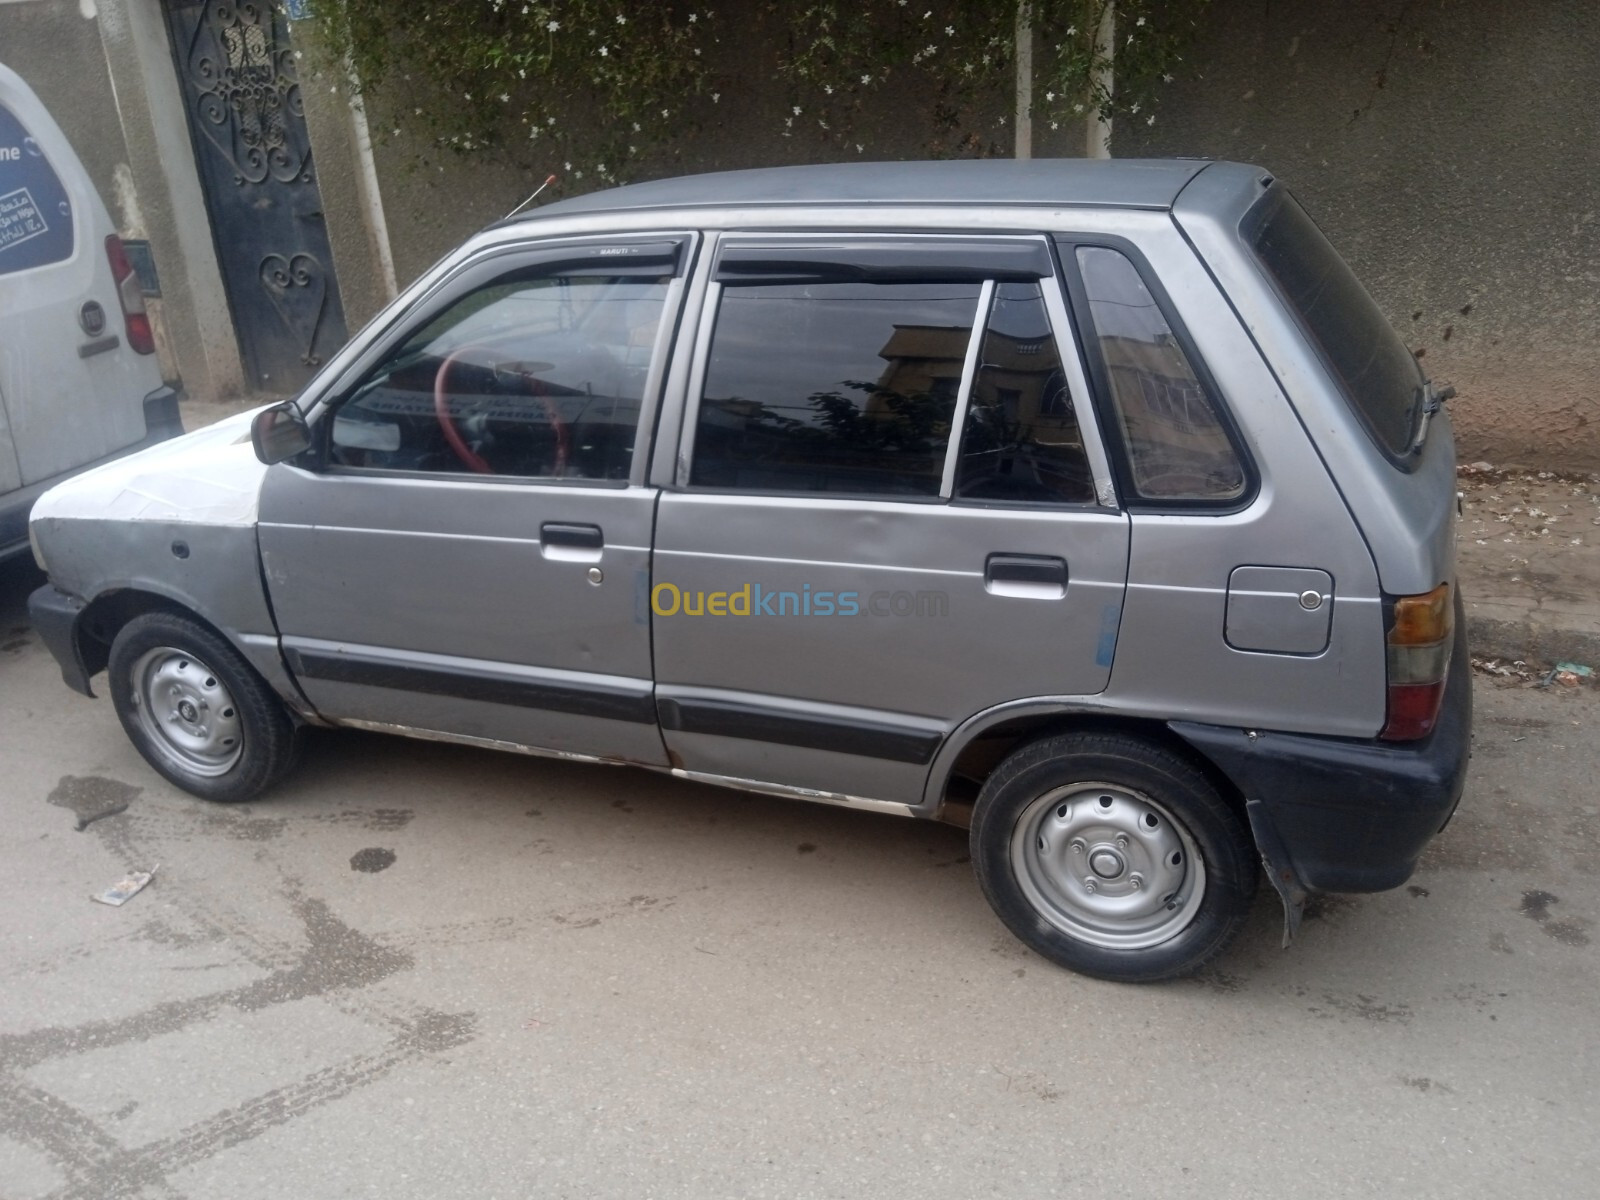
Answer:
[651, 236, 1130, 807]
[166, 0, 348, 392]
[257, 236, 692, 765]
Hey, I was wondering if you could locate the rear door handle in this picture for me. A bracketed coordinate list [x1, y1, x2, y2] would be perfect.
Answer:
[985, 553, 1068, 599]
[540, 522, 604, 562]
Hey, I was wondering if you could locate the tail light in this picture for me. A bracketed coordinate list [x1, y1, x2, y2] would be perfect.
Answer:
[105, 235, 155, 355]
[1381, 582, 1454, 741]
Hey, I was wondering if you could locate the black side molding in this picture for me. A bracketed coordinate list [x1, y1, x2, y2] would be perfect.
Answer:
[658, 696, 944, 765]
[285, 647, 657, 724]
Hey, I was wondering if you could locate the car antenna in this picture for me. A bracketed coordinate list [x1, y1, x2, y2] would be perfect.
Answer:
[505, 174, 559, 220]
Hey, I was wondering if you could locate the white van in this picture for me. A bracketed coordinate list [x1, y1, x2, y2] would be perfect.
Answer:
[0, 62, 181, 563]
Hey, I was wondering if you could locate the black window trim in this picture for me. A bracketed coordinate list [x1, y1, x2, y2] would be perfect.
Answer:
[1054, 234, 1260, 515]
[299, 232, 695, 487]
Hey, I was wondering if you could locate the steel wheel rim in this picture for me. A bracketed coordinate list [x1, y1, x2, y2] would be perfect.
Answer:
[128, 646, 244, 778]
[1010, 781, 1206, 950]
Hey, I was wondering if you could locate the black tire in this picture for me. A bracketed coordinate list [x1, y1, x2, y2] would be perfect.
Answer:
[971, 730, 1257, 983]
[108, 610, 301, 803]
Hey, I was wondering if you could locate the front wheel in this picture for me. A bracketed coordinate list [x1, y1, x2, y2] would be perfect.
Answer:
[971, 731, 1257, 982]
[108, 611, 301, 803]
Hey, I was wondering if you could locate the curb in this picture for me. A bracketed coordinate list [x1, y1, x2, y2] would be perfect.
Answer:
[1465, 615, 1600, 672]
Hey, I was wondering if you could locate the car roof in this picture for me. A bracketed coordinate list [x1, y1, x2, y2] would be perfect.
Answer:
[510, 159, 1218, 224]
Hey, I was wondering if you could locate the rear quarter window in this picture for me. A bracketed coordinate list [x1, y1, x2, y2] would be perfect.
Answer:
[0, 102, 75, 275]
[1243, 189, 1423, 460]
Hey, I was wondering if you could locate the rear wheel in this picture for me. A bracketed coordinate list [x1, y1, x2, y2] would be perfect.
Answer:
[108, 611, 300, 802]
[971, 731, 1257, 982]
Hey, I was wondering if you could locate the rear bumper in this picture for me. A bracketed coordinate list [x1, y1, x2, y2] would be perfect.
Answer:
[1171, 617, 1472, 894]
[0, 384, 184, 561]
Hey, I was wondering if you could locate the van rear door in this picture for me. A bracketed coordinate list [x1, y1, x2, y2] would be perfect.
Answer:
[0, 68, 156, 486]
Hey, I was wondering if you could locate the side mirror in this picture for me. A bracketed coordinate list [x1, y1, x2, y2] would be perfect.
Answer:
[251, 401, 311, 465]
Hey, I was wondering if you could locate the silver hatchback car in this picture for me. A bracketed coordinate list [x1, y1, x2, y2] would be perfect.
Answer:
[28, 160, 1470, 982]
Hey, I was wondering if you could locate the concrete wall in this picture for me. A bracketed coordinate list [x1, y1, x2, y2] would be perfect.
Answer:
[1115, 0, 1600, 471]
[6, 0, 1595, 465]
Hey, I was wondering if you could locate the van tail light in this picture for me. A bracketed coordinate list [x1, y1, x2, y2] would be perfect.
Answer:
[105, 235, 155, 355]
[1381, 582, 1454, 741]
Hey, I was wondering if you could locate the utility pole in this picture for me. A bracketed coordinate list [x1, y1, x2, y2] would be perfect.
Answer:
[1089, 1, 1114, 158]
[1015, 2, 1034, 159]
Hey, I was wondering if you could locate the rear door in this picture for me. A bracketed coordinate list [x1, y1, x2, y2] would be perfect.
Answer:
[650, 235, 1129, 806]
[0, 71, 152, 484]
[258, 235, 694, 765]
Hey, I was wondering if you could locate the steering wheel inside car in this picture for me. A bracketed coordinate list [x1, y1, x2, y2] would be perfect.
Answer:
[433, 347, 570, 477]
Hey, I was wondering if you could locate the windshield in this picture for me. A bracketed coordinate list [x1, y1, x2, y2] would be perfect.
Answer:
[1243, 189, 1424, 459]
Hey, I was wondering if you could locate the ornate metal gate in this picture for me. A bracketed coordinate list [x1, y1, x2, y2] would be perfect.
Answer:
[165, 0, 349, 392]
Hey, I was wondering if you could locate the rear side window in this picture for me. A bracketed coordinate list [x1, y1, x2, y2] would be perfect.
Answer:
[953, 282, 1094, 504]
[1245, 189, 1424, 458]
[1075, 246, 1246, 503]
[692, 281, 981, 497]
[0, 103, 74, 275]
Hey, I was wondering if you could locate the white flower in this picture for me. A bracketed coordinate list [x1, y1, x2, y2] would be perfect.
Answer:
[1045, 90, 1055, 101]
[616, 14, 626, 23]
[945, 25, 954, 35]
[860, 73, 872, 84]
[1130, 102, 1140, 113]
[564, 161, 572, 170]
[661, 108, 670, 117]
[632, 121, 641, 131]
[546, 19, 560, 32]
[793, 105, 802, 115]
[464, 92, 471, 100]
[689, 12, 697, 21]
[824, 84, 834, 93]
[597, 163, 606, 172]
[711, 92, 720, 102]
[598, 46, 608, 57]
[1146, 114, 1155, 125]
[547, 115, 556, 124]
[924, 43, 936, 55]
[1050, 120, 1059, 130]
[518, 68, 526, 78]
[1066, 24, 1076, 36]
[1136, 16, 1146, 26]
[1162, 72, 1174, 83]
[499, 93, 510, 102]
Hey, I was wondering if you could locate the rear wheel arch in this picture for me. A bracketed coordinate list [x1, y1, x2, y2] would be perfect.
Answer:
[931, 708, 1246, 828]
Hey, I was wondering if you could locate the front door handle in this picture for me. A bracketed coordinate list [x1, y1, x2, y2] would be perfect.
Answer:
[540, 522, 604, 562]
[985, 553, 1068, 599]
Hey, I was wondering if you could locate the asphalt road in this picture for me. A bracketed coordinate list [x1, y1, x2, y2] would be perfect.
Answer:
[1, 559, 1596, 1199]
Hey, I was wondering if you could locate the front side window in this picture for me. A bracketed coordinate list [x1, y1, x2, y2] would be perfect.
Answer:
[1076, 246, 1245, 503]
[0, 102, 75, 275]
[329, 268, 669, 479]
[953, 283, 1094, 504]
[690, 281, 981, 497]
